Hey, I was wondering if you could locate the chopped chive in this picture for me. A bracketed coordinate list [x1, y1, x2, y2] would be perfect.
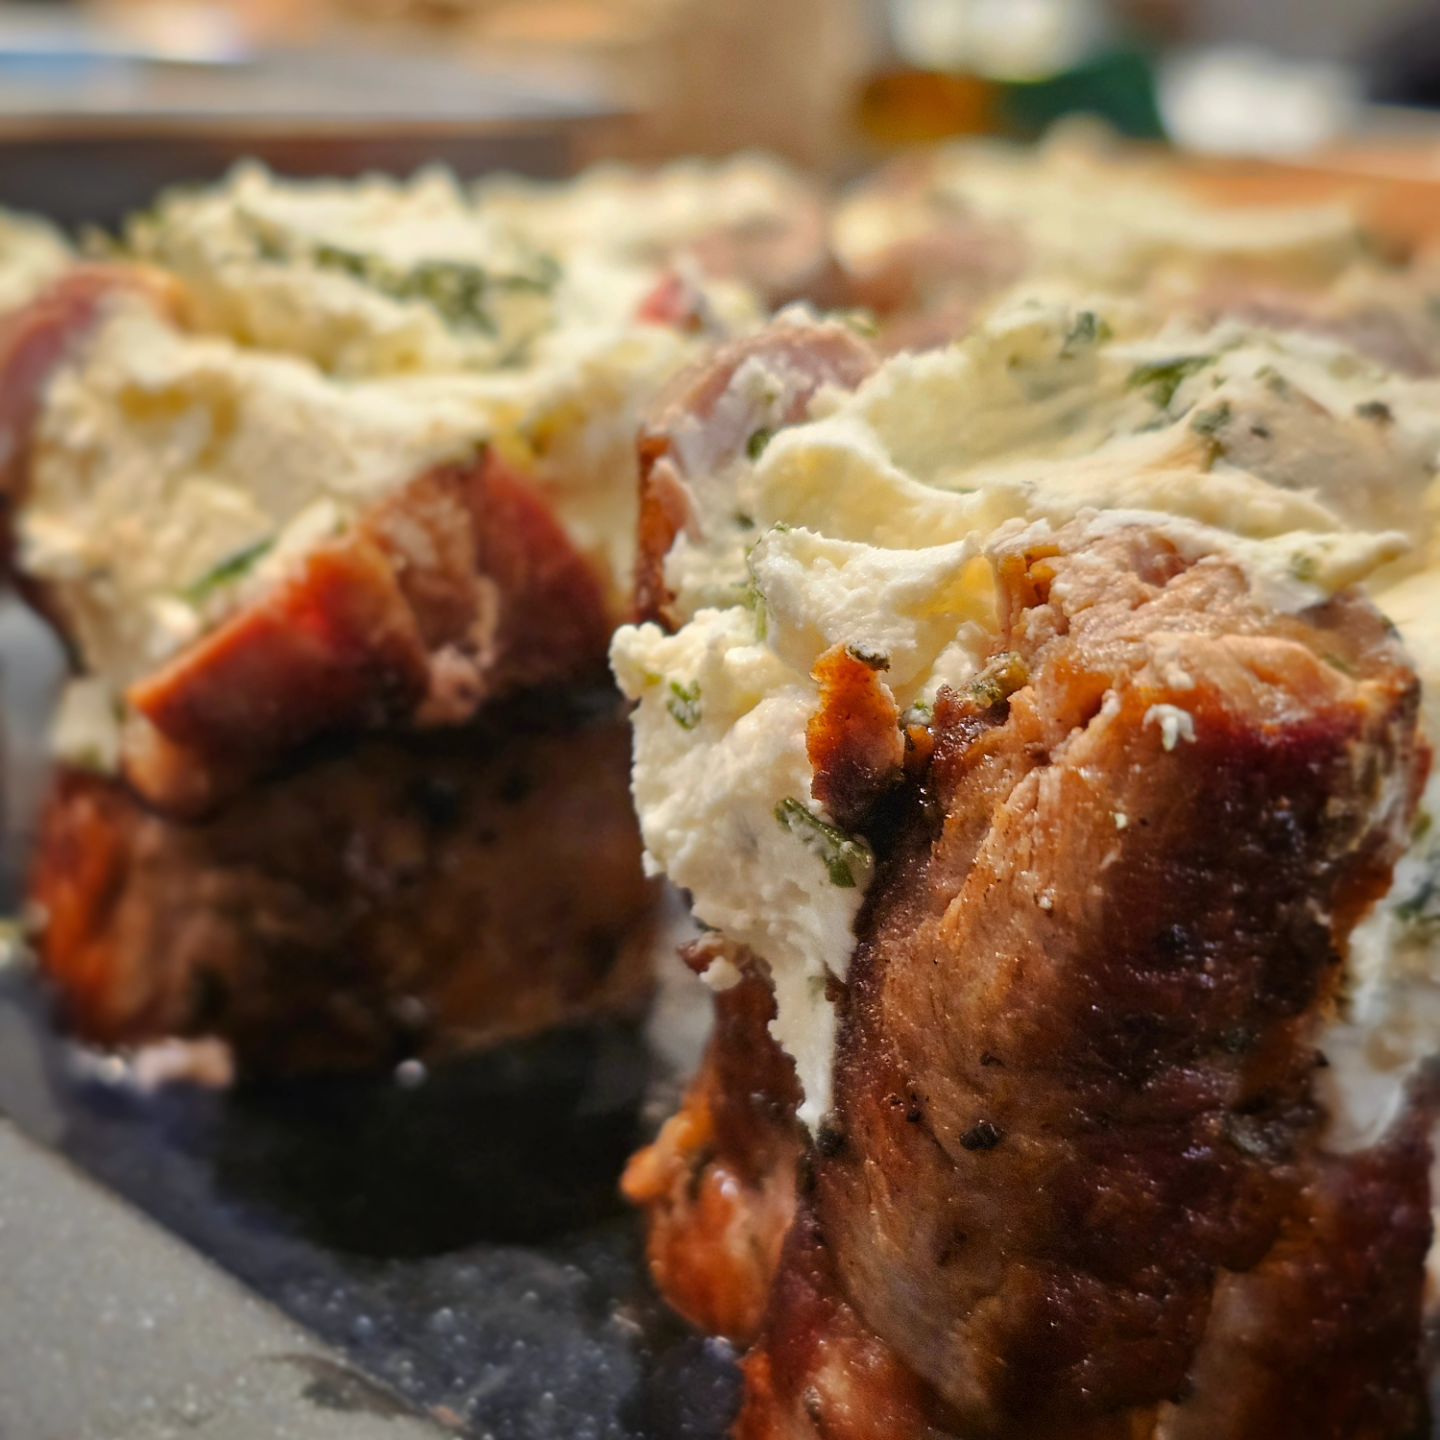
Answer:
[666, 679, 702, 730]
[1128, 355, 1211, 409]
[968, 651, 1028, 709]
[1062, 310, 1112, 354]
[774, 797, 873, 888]
[746, 428, 775, 461]
[1191, 402, 1232, 439]
[846, 644, 890, 671]
[182, 538, 274, 605]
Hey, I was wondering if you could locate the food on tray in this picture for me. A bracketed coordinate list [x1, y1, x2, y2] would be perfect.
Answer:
[1, 167, 772, 812]
[2, 159, 811, 1067]
[615, 283, 1440, 1434]
[7, 135, 1440, 1434]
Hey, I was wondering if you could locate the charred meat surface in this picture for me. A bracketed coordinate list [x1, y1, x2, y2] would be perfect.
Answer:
[629, 521, 1430, 1439]
[31, 693, 655, 1073]
[623, 961, 803, 1344]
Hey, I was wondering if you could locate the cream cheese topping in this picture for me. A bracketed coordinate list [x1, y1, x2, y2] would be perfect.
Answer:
[50, 676, 122, 773]
[613, 528, 989, 1128]
[472, 154, 817, 271]
[0, 210, 72, 313]
[123, 163, 763, 379]
[614, 294, 1432, 1128]
[1316, 565, 1440, 1154]
[834, 130, 1368, 301]
[27, 160, 786, 697]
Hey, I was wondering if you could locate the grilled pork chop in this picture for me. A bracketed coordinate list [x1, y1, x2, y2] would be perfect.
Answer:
[0, 171, 701, 1068]
[628, 519, 1430, 1439]
[617, 293, 1438, 1437]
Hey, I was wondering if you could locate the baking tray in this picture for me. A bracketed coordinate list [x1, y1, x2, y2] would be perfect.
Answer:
[0, 594, 731, 1434]
[0, 967, 735, 1439]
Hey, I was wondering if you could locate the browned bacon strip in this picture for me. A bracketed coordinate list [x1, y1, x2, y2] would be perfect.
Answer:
[0, 273, 614, 816]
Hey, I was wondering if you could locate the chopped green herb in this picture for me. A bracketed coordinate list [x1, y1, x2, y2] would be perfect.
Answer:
[846, 644, 890, 671]
[1415, 811, 1434, 842]
[746, 428, 775, 461]
[774, 797, 873, 889]
[1356, 399, 1393, 423]
[836, 309, 879, 338]
[1191, 402, 1232, 439]
[666, 679, 703, 730]
[1062, 310, 1112, 355]
[1322, 651, 1356, 677]
[1395, 853, 1440, 932]
[241, 214, 560, 338]
[734, 511, 756, 530]
[1290, 552, 1320, 583]
[311, 240, 370, 281]
[741, 536, 770, 640]
[1128, 356, 1211, 409]
[901, 700, 934, 729]
[312, 248, 529, 336]
[740, 578, 768, 641]
[1257, 365, 1292, 399]
[182, 538, 274, 605]
[968, 652, 1028, 709]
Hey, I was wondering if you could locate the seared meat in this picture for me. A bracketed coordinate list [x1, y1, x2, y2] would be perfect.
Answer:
[31, 692, 655, 1073]
[624, 961, 802, 1342]
[627, 520, 1431, 1439]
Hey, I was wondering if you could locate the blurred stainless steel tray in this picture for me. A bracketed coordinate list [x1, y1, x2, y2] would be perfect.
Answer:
[0, 41, 623, 224]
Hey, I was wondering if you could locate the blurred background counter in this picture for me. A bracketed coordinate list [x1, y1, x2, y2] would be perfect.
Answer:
[5, 0, 1440, 228]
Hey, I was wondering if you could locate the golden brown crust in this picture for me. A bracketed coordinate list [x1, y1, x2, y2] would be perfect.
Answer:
[624, 965, 803, 1343]
[31, 694, 656, 1073]
[121, 453, 612, 817]
[631, 521, 1431, 1440]
[806, 644, 904, 835]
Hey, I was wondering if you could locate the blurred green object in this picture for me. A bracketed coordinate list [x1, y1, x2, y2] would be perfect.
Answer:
[1002, 48, 1166, 140]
